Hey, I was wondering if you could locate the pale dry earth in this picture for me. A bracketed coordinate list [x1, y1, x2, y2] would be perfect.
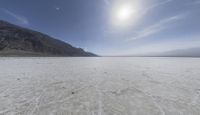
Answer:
[0, 57, 200, 115]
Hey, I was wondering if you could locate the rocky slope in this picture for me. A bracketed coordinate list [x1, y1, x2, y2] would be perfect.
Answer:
[0, 20, 97, 56]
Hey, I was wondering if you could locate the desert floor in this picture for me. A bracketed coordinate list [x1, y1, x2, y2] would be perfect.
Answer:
[0, 57, 200, 115]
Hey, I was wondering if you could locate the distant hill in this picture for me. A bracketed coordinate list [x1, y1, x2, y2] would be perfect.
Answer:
[157, 47, 200, 57]
[0, 20, 97, 57]
[130, 47, 200, 57]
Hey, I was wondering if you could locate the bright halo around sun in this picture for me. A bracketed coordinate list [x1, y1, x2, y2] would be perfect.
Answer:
[117, 4, 135, 22]
[110, 0, 141, 27]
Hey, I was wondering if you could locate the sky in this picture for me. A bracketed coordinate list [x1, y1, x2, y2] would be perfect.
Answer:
[0, 0, 200, 56]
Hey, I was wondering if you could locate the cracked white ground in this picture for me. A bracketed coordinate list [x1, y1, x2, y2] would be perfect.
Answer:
[0, 57, 200, 115]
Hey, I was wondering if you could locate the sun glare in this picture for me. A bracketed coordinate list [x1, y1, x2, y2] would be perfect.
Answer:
[117, 4, 135, 22]
[110, 0, 141, 27]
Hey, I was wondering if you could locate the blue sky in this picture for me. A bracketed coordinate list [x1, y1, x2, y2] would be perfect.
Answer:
[0, 0, 200, 56]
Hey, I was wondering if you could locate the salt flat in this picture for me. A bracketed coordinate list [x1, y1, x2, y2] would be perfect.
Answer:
[0, 57, 200, 115]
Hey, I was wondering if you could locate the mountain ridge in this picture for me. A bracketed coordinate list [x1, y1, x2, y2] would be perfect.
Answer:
[125, 47, 200, 57]
[0, 20, 97, 57]
[157, 47, 200, 57]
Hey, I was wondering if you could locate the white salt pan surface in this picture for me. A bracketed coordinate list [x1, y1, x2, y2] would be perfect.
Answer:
[0, 57, 200, 115]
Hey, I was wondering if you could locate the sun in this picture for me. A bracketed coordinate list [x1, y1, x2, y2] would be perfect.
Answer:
[110, 0, 141, 27]
[116, 4, 135, 22]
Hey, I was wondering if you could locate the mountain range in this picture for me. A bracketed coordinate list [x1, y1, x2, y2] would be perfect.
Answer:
[128, 48, 200, 57]
[0, 20, 97, 57]
[156, 48, 200, 57]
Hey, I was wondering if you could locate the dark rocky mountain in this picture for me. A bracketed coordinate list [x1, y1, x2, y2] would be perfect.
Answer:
[0, 20, 97, 56]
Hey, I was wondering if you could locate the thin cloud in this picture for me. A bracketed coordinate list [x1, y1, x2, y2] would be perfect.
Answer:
[3, 9, 29, 26]
[136, 0, 174, 20]
[118, 35, 200, 56]
[103, 0, 110, 5]
[146, 0, 173, 11]
[193, 0, 200, 4]
[55, 7, 60, 11]
[129, 0, 173, 20]
[128, 14, 185, 41]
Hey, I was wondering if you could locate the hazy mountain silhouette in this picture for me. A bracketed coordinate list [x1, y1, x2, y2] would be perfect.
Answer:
[131, 47, 200, 57]
[157, 47, 200, 57]
[0, 20, 97, 56]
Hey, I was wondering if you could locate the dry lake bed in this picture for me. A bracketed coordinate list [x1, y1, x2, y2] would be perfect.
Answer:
[0, 57, 200, 115]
